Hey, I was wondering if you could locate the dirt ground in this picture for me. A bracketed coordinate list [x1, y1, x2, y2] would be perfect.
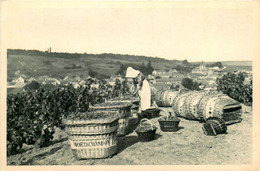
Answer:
[7, 106, 252, 165]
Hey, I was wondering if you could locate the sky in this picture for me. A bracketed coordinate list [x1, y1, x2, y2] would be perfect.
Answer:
[1, 1, 259, 62]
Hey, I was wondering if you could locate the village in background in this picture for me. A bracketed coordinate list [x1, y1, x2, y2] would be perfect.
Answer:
[7, 48, 252, 94]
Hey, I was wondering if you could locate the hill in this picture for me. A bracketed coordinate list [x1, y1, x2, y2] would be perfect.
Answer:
[7, 49, 252, 81]
[7, 49, 183, 80]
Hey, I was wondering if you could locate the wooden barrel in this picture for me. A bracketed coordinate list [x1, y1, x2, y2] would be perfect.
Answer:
[154, 90, 179, 107]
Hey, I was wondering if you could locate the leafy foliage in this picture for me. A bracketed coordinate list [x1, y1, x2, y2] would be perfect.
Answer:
[7, 78, 131, 156]
[116, 61, 154, 77]
[181, 78, 202, 90]
[216, 72, 252, 103]
[206, 62, 223, 69]
[24, 80, 41, 91]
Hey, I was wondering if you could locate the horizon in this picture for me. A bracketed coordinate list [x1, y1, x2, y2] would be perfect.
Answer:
[7, 48, 252, 63]
[2, 1, 258, 62]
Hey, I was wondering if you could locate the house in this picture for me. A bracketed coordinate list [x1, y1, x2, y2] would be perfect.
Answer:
[14, 77, 25, 88]
[152, 70, 158, 76]
[208, 69, 214, 76]
[79, 80, 86, 86]
[192, 62, 211, 75]
[90, 83, 100, 89]
[72, 82, 80, 89]
[15, 77, 25, 84]
[52, 79, 61, 86]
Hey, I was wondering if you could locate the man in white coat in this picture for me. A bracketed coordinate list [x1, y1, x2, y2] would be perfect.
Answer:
[125, 67, 151, 113]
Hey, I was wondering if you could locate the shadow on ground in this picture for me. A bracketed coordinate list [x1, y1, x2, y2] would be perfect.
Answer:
[117, 136, 139, 154]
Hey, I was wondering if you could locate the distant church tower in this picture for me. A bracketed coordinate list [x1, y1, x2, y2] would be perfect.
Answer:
[49, 47, 52, 53]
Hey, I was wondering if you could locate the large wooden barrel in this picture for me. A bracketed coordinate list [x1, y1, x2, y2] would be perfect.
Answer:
[154, 90, 179, 107]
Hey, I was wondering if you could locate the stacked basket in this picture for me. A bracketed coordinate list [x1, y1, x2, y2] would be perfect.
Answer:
[107, 96, 140, 126]
[90, 101, 132, 136]
[63, 111, 119, 159]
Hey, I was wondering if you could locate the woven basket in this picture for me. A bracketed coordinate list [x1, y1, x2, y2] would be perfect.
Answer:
[186, 91, 207, 120]
[182, 91, 199, 120]
[202, 117, 227, 136]
[158, 110, 180, 132]
[108, 96, 140, 104]
[197, 92, 241, 122]
[143, 108, 161, 119]
[197, 92, 226, 120]
[172, 91, 193, 118]
[90, 102, 132, 119]
[91, 101, 132, 110]
[90, 102, 132, 136]
[128, 104, 139, 126]
[117, 117, 130, 136]
[135, 118, 157, 142]
[64, 118, 119, 135]
[64, 115, 119, 159]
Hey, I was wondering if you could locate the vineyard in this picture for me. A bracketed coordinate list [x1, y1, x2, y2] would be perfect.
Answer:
[7, 78, 131, 156]
[6, 71, 253, 165]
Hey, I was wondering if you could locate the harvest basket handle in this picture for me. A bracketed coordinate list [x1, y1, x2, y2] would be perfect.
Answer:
[158, 108, 172, 120]
[140, 118, 154, 129]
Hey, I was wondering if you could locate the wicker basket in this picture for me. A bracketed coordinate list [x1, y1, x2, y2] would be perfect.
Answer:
[90, 101, 132, 119]
[90, 102, 132, 136]
[135, 118, 157, 142]
[197, 92, 241, 123]
[158, 110, 181, 132]
[202, 117, 227, 136]
[108, 96, 140, 104]
[64, 115, 119, 159]
[182, 91, 199, 120]
[64, 118, 119, 135]
[187, 91, 207, 120]
[128, 104, 139, 126]
[172, 91, 187, 116]
[117, 117, 130, 136]
[172, 91, 193, 118]
[154, 90, 179, 107]
[143, 108, 161, 119]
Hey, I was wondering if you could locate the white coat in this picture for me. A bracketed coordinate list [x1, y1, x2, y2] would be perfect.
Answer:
[138, 79, 151, 111]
